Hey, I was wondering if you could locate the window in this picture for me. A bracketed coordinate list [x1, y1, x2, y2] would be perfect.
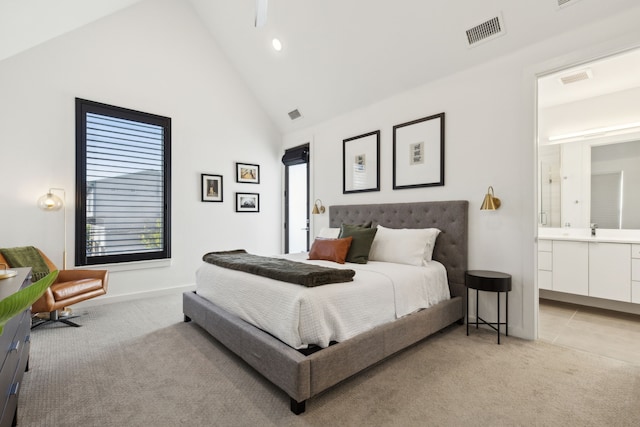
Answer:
[282, 144, 310, 253]
[75, 98, 171, 265]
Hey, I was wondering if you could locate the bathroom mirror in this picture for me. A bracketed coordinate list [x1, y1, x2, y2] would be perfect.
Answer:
[538, 139, 640, 229]
[591, 139, 640, 229]
[539, 145, 561, 227]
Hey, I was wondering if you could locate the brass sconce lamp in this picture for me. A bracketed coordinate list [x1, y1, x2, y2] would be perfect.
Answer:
[312, 199, 325, 214]
[480, 186, 501, 210]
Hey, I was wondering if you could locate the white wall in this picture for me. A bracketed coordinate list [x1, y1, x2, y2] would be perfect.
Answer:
[539, 86, 640, 142]
[0, 0, 282, 302]
[283, 7, 640, 340]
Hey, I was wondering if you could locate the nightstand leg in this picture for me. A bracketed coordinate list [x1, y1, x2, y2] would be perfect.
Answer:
[466, 286, 469, 336]
[475, 289, 479, 330]
[506, 291, 509, 337]
[497, 291, 501, 345]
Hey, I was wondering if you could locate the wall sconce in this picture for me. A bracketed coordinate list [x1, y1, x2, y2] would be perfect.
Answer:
[480, 186, 501, 210]
[312, 199, 325, 214]
[37, 188, 67, 269]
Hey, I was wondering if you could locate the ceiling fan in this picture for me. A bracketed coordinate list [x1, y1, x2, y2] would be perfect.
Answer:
[255, 0, 268, 27]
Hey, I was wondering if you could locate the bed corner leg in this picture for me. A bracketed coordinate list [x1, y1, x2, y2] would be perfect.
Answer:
[184, 315, 191, 323]
[456, 317, 464, 325]
[290, 398, 306, 414]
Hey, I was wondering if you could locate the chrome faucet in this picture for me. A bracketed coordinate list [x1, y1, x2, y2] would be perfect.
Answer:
[590, 223, 598, 236]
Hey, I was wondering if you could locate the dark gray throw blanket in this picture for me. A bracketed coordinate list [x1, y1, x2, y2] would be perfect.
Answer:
[202, 250, 355, 287]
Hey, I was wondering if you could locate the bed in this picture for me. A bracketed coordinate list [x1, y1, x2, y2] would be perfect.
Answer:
[183, 200, 468, 414]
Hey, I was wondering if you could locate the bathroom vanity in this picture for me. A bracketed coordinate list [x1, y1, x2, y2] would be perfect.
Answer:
[538, 229, 640, 309]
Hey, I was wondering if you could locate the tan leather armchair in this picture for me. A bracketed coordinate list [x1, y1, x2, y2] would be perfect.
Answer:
[0, 249, 108, 328]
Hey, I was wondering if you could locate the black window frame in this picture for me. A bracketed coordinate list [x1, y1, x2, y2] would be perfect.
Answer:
[282, 143, 310, 253]
[75, 98, 171, 266]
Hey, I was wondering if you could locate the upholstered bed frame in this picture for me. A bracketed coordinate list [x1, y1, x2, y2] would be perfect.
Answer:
[183, 200, 468, 414]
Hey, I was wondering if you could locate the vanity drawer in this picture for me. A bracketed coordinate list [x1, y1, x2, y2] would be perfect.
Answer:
[538, 251, 552, 271]
[538, 239, 552, 252]
[538, 270, 552, 290]
[633, 259, 640, 282]
[633, 282, 640, 304]
[632, 244, 640, 259]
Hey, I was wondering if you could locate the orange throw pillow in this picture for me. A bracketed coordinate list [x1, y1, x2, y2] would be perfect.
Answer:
[308, 237, 353, 264]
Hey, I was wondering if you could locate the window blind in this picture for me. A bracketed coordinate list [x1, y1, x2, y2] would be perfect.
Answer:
[282, 146, 308, 166]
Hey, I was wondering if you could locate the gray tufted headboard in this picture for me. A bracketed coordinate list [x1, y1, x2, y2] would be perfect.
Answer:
[329, 200, 469, 298]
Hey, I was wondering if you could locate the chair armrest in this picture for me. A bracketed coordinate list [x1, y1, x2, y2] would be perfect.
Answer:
[32, 269, 109, 313]
[32, 287, 56, 313]
[57, 269, 109, 291]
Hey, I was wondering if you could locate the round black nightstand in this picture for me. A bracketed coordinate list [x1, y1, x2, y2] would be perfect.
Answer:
[465, 270, 512, 344]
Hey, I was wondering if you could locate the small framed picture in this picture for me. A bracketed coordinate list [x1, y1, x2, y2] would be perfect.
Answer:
[393, 112, 445, 189]
[236, 192, 259, 212]
[236, 162, 260, 184]
[201, 174, 223, 202]
[343, 130, 380, 194]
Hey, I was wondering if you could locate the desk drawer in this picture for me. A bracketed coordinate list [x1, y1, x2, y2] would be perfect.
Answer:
[5, 329, 31, 427]
[0, 341, 21, 426]
[632, 244, 640, 259]
[0, 310, 29, 427]
[0, 312, 24, 366]
[0, 367, 20, 427]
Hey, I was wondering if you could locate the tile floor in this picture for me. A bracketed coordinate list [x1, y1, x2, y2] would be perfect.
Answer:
[538, 298, 640, 365]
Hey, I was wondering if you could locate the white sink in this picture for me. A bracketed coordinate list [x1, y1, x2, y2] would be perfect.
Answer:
[538, 227, 640, 243]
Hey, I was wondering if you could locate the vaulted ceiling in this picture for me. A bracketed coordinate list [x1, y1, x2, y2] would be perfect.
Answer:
[2, 0, 640, 132]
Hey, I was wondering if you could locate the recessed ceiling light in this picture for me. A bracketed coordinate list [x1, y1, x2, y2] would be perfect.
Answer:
[272, 38, 282, 52]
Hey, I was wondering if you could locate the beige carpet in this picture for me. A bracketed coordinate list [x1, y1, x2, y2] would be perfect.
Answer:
[20, 293, 640, 426]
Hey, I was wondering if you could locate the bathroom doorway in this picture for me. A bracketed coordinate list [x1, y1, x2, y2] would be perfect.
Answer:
[536, 47, 640, 360]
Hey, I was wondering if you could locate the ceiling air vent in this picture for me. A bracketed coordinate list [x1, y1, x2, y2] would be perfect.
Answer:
[466, 15, 505, 47]
[288, 109, 302, 120]
[559, 69, 592, 85]
[557, 0, 582, 8]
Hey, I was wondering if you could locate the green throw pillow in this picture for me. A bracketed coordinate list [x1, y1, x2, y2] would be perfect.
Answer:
[342, 221, 372, 228]
[339, 224, 377, 264]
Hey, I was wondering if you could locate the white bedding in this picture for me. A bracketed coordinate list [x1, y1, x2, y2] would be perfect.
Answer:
[195, 252, 450, 349]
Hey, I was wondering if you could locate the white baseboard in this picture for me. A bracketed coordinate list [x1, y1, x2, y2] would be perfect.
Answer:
[540, 289, 640, 315]
[72, 283, 196, 309]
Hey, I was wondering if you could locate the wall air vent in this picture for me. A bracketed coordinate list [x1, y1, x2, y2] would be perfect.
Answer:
[559, 69, 592, 85]
[466, 15, 505, 47]
[288, 109, 302, 120]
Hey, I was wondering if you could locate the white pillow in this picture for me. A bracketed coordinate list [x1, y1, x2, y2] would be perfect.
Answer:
[368, 225, 441, 266]
[316, 227, 340, 239]
[422, 227, 441, 262]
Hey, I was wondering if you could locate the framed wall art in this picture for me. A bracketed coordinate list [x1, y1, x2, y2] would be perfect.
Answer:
[236, 162, 260, 184]
[236, 192, 259, 212]
[201, 174, 223, 202]
[343, 130, 380, 194]
[393, 112, 445, 189]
